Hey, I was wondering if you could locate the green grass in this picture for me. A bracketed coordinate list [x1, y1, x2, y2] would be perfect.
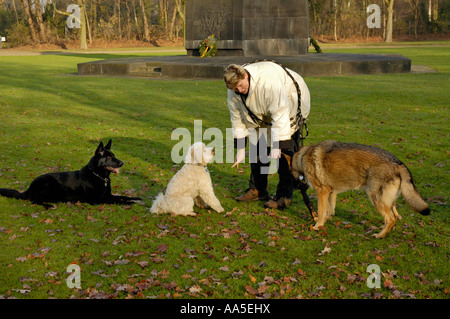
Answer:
[0, 43, 449, 299]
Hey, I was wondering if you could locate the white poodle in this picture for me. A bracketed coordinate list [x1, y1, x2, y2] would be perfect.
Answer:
[150, 142, 224, 216]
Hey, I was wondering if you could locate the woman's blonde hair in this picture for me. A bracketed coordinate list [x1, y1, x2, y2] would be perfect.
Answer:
[223, 64, 246, 90]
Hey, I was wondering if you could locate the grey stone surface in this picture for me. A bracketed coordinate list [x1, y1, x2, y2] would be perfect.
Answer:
[77, 53, 411, 79]
[185, 0, 310, 56]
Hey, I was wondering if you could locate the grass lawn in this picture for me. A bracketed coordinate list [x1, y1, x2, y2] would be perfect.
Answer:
[0, 43, 448, 299]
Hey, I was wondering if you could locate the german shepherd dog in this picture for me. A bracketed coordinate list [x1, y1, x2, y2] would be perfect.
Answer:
[290, 140, 430, 238]
[0, 140, 141, 207]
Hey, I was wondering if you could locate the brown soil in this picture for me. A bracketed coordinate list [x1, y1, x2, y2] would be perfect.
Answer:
[12, 37, 185, 51]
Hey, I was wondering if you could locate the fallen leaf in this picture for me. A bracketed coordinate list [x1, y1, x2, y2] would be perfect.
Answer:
[157, 244, 168, 253]
[292, 258, 302, 265]
[245, 285, 258, 295]
[136, 261, 149, 268]
[189, 285, 202, 294]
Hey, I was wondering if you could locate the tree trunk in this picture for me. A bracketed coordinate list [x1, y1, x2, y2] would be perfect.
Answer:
[12, 0, 20, 24]
[20, 0, 39, 43]
[427, 0, 432, 22]
[116, 0, 122, 39]
[333, 0, 337, 41]
[407, 0, 419, 39]
[85, 2, 92, 44]
[175, 0, 185, 40]
[125, 0, 132, 40]
[168, 2, 177, 40]
[433, 0, 438, 21]
[131, 0, 139, 39]
[92, 0, 98, 38]
[384, 0, 394, 42]
[139, 0, 150, 41]
[79, 1, 87, 49]
[34, 0, 48, 42]
[159, 0, 168, 35]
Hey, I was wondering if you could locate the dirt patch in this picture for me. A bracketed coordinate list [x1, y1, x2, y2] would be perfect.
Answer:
[11, 38, 185, 51]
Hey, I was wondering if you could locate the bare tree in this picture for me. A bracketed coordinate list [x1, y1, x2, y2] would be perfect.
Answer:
[53, 0, 88, 49]
[384, 0, 394, 42]
[332, 0, 337, 41]
[174, 0, 185, 38]
[19, 0, 39, 43]
[115, 0, 122, 39]
[168, 1, 177, 40]
[407, 0, 421, 38]
[34, 0, 48, 42]
[139, 0, 150, 41]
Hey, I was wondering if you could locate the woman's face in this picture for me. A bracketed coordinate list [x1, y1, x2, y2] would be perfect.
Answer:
[234, 73, 249, 95]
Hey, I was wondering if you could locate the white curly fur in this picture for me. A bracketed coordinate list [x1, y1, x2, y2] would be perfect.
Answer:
[150, 142, 224, 216]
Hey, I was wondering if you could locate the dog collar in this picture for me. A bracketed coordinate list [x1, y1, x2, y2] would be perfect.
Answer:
[90, 168, 110, 187]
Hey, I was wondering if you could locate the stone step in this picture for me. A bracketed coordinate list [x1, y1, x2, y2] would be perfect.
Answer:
[77, 54, 412, 79]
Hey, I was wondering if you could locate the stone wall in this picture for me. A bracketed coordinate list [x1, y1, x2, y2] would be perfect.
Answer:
[185, 0, 310, 56]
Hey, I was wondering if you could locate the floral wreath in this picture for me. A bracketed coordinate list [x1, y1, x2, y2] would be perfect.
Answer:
[199, 34, 217, 58]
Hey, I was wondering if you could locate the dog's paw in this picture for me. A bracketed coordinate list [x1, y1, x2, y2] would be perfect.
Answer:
[178, 212, 196, 217]
[215, 206, 225, 213]
[372, 232, 385, 239]
[313, 224, 325, 231]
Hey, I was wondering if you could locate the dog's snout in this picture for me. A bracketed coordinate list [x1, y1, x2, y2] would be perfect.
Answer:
[117, 160, 124, 167]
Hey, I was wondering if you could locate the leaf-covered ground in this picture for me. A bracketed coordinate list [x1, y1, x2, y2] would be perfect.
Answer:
[0, 44, 448, 299]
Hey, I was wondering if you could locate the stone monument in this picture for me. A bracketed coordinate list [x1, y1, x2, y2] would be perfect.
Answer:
[185, 0, 310, 56]
[77, 0, 411, 78]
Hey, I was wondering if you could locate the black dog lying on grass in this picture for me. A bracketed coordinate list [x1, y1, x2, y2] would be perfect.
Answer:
[0, 140, 141, 208]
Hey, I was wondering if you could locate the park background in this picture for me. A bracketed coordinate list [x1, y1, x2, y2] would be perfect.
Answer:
[0, 0, 448, 300]
[0, 0, 449, 49]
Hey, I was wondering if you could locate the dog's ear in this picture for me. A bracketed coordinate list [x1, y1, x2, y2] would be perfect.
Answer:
[105, 139, 112, 150]
[184, 145, 195, 164]
[95, 141, 105, 156]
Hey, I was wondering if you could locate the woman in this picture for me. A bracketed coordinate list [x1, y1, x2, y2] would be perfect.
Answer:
[224, 61, 311, 209]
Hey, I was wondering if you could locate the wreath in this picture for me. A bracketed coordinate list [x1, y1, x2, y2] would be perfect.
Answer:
[199, 34, 217, 58]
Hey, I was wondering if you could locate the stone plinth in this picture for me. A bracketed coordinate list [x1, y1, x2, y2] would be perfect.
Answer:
[77, 54, 411, 79]
[185, 0, 310, 56]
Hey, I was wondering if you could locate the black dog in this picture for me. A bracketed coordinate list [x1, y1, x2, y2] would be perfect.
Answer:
[0, 140, 141, 207]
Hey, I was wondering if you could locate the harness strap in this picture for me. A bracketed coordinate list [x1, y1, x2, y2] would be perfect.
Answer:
[241, 59, 308, 145]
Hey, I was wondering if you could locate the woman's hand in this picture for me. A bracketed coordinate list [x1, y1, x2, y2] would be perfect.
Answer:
[270, 148, 281, 159]
[232, 148, 246, 169]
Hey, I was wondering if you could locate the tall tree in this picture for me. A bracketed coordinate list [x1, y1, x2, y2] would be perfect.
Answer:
[53, 0, 88, 49]
[168, 1, 177, 40]
[79, 0, 87, 49]
[332, 0, 338, 41]
[34, 0, 48, 42]
[407, 0, 421, 39]
[384, 0, 395, 42]
[174, 0, 185, 38]
[20, 0, 39, 43]
[139, 0, 150, 41]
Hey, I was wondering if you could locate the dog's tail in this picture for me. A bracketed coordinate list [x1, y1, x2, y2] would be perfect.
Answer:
[0, 188, 28, 200]
[398, 165, 430, 215]
[150, 193, 167, 214]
